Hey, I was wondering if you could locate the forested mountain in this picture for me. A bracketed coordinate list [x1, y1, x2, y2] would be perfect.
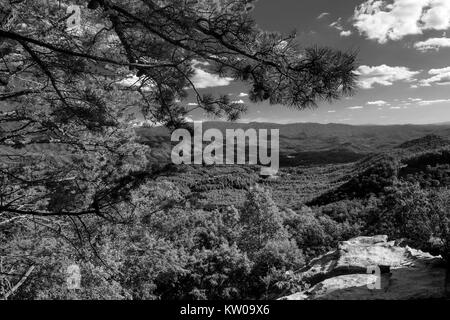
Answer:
[138, 122, 450, 165]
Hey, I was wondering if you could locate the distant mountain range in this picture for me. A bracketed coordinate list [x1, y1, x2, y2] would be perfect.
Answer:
[136, 122, 450, 166]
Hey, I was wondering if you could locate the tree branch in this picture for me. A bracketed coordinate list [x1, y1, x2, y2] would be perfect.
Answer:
[2, 265, 35, 300]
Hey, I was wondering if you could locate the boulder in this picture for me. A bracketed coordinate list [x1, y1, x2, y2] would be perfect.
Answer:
[281, 235, 448, 300]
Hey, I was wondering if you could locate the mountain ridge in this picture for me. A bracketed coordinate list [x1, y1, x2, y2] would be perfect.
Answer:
[137, 122, 450, 166]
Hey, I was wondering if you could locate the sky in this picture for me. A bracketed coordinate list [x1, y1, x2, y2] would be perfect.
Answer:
[186, 0, 450, 125]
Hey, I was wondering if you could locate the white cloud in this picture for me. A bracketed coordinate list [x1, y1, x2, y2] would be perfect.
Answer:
[317, 12, 330, 19]
[414, 37, 450, 51]
[421, 0, 450, 30]
[408, 98, 423, 102]
[340, 30, 353, 37]
[119, 75, 155, 91]
[356, 64, 420, 89]
[330, 18, 344, 31]
[231, 100, 245, 104]
[187, 102, 199, 106]
[329, 18, 353, 37]
[328, 110, 336, 113]
[353, 0, 450, 43]
[238, 92, 249, 97]
[419, 66, 450, 86]
[418, 99, 450, 105]
[348, 106, 364, 109]
[191, 68, 233, 89]
[190, 60, 233, 89]
[367, 100, 388, 106]
[390, 106, 402, 109]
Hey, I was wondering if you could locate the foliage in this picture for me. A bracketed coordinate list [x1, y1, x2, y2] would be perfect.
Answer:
[239, 186, 288, 253]
[308, 156, 399, 206]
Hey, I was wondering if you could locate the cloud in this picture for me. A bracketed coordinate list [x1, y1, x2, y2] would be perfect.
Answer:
[367, 100, 389, 106]
[340, 30, 353, 37]
[238, 92, 249, 97]
[231, 100, 245, 104]
[328, 110, 336, 113]
[190, 60, 233, 89]
[348, 106, 364, 109]
[356, 64, 420, 89]
[191, 68, 233, 89]
[418, 99, 450, 106]
[330, 18, 344, 31]
[390, 106, 402, 109]
[353, 0, 450, 43]
[329, 18, 353, 37]
[414, 37, 450, 51]
[317, 12, 330, 19]
[187, 102, 199, 106]
[419, 67, 450, 86]
[421, 0, 450, 30]
[119, 75, 155, 91]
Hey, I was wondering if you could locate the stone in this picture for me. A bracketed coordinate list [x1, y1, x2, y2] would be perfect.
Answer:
[281, 235, 448, 300]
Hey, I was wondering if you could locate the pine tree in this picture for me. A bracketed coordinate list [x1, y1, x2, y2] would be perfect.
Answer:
[1, 0, 357, 221]
[240, 185, 287, 252]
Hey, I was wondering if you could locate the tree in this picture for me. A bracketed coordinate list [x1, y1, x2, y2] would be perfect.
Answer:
[429, 189, 450, 261]
[239, 185, 287, 252]
[0, 0, 357, 298]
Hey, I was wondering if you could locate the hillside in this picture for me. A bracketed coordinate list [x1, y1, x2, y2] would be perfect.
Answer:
[397, 134, 450, 151]
[143, 130, 450, 211]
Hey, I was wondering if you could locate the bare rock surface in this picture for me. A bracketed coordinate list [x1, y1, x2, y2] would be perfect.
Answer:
[281, 235, 448, 300]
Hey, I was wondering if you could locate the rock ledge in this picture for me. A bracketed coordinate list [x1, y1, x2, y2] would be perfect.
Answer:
[281, 235, 448, 300]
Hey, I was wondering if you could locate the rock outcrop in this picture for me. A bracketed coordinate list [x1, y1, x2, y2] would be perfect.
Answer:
[281, 235, 448, 300]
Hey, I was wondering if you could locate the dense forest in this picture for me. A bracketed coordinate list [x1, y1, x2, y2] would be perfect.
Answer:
[2, 132, 450, 299]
